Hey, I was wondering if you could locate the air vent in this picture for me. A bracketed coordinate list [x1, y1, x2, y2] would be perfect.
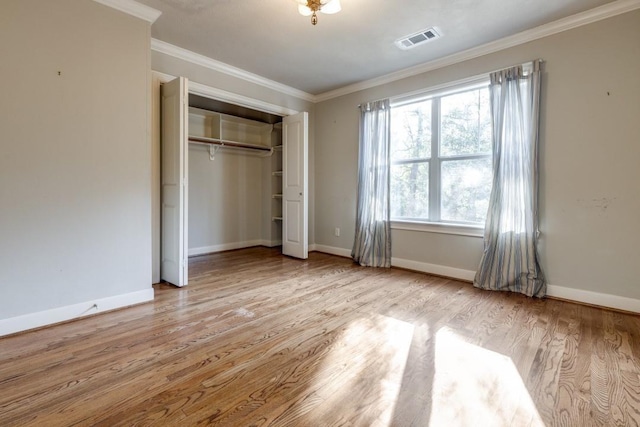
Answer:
[395, 27, 441, 50]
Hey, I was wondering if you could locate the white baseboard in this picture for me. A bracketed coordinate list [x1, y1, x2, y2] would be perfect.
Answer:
[262, 239, 282, 248]
[0, 288, 154, 337]
[396, 259, 640, 313]
[311, 244, 475, 281]
[312, 244, 352, 258]
[546, 285, 640, 313]
[189, 240, 265, 256]
[310, 244, 640, 313]
[391, 257, 476, 282]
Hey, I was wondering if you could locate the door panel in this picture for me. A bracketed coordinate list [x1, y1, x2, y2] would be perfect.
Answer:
[282, 112, 308, 259]
[161, 77, 189, 286]
[285, 200, 301, 243]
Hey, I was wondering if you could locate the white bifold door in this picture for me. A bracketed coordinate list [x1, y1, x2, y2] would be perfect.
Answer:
[282, 112, 309, 259]
[161, 77, 189, 287]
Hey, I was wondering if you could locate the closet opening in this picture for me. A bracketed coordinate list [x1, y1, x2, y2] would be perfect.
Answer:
[186, 94, 284, 264]
[159, 76, 309, 288]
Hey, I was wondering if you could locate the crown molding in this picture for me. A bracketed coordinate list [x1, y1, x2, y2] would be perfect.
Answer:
[152, 71, 300, 117]
[92, 0, 161, 23]
[151, 39, 316, 103]
[314, 0, 640, 102]
[147, 0, 639, 103]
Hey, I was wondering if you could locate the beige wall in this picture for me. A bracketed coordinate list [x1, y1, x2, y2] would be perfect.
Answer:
[188, 146, 265, 253]
[0, 0, 152, 318]
[314, 10, 640, 300]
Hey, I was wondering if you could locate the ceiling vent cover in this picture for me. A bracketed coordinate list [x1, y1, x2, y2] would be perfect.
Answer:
[395, 27, 441, 50]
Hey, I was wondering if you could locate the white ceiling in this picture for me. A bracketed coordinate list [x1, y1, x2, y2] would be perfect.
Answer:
[136, 0, 616, 95]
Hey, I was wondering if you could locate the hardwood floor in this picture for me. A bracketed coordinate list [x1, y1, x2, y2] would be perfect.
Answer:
[1, 247, 639, 426]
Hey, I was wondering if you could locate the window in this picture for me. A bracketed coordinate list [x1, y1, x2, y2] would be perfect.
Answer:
[390, 82, 493, 226]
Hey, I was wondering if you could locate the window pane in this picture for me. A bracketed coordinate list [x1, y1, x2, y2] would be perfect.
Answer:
[440, 88, 491, 157]
[391, 162, 429, 219]
[390, 100, 432, 160]
[441, 158, 492, 223]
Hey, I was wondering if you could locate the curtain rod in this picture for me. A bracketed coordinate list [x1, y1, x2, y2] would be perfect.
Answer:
[358, 59, 544, 108]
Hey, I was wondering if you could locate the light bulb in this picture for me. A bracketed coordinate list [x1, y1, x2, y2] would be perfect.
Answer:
[321, 0, 341, 14]
[298, 4, 312, 16]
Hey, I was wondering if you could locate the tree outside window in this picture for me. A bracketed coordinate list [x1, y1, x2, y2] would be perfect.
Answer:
[390, 85, 492, 225]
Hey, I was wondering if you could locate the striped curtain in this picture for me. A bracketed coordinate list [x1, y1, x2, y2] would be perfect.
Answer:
[474, 61, 546, 297]
[352, 100, 392, 267]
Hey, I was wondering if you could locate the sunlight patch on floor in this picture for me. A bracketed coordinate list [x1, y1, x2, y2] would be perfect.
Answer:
[310, 314, 414, 425]
[430, 327, 544, 426]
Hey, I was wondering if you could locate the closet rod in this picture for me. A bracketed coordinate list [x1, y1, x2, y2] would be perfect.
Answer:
[188, 136, 272, 153]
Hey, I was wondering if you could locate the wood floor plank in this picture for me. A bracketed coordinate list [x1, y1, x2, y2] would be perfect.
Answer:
[61, 267, 417, 425]
[1, 247, 639, 426]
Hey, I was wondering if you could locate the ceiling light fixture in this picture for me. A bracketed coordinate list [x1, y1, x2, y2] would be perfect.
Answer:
[295, 0, 341, 26]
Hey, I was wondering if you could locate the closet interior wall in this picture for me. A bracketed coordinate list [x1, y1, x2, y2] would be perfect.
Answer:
[187, 97, 283, 256]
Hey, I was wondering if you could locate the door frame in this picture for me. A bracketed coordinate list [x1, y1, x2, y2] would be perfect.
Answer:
[151, 71, 306, 283]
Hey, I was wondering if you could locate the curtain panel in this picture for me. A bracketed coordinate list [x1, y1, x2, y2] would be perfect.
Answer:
[474, 61, 546, 297]
[352, 100, 392, 267]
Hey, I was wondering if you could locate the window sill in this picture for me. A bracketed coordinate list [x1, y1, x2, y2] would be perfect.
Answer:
[391, 220, 484, 238]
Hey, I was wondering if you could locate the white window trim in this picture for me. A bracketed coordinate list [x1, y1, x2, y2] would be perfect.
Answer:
[390, 74, 492, 231]
[391, 220, 484, 238]
[390, 74, 490, 107]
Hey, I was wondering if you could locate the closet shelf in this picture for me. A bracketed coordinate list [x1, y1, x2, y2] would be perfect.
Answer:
[272, 216, 283, 221]
[272, 194, 283, 199]
[272, 171, 283, 176]
[273, 145, 283, 150]
[188, 135, 272, 153]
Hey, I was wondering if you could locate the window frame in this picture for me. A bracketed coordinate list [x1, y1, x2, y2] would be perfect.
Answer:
[389, 76, 492, 236]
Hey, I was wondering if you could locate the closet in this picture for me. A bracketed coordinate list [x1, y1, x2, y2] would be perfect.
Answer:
[160, 77, 308, 288]
[187, 105, 281, 256]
